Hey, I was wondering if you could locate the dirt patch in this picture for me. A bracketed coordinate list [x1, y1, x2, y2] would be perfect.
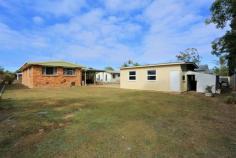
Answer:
[13, 132, 45, 149]
[63, 113, 75, 120]
[53, 103, 84, 112]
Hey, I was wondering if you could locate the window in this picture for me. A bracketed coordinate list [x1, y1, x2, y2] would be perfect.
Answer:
[147, 70, 156, 80]
[63, 68, 75, 76]
[182, 75, 185, 81]
[129, 71, 136, 80]
[42, 67, 57, 75]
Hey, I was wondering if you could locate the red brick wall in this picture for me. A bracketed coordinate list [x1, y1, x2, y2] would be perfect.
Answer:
[22, 67, 33, 88]
[22, 66, 82, 88]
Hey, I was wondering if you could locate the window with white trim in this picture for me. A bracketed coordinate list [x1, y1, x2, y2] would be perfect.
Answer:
[147, 70, 156, 80]
[42, 67, 57, 75]
[63, 68, 75, 76]
[129, 71, 136, 80]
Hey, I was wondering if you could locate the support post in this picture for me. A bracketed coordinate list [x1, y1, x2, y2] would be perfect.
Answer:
[94, 72, 96, 85]
[84, 71, 87, 86]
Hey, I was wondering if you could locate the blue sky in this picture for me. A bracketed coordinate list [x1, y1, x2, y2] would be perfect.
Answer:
[0, 0, 226, 71]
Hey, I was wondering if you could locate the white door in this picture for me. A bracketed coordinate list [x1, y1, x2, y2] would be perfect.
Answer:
[170, 71, 181, 92]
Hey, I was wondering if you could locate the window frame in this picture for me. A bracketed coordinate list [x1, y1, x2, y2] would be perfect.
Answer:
[128, 71, 136, 81]
[63, 68, 76, 76]
[147, 70, 157, 81]
[42, 67, 57, 76]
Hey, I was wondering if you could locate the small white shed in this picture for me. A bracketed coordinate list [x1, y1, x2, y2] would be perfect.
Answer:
[96, 71, 120, 83]
[186, 71, 217, 93]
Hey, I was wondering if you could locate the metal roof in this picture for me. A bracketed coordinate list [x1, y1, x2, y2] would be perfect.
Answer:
[105, 70, 120, 74]
[195, 65, 209, 71]
[120, 62, 198, 70]
[19, 61, 84, 71]
[82, 67, 105, 72]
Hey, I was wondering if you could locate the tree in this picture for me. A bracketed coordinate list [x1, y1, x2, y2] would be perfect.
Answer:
[207, 0, 236, 75]
[0, 67, 15, 84]
[3, 72, 15, 84]
[133, 62, 141, 66]
[104, 66, 114, 71]
[213, 56, 229, 76]
[176, 48, 201, 65]
[121, 60, 141, 67]
[0, 66, 4, 74]
[121, 62, 129, 67]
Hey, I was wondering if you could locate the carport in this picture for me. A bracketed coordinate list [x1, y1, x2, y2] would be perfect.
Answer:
[82, 68, 104, 85]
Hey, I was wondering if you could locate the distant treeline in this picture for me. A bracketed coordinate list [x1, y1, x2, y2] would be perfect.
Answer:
[0, 67, 15, 85]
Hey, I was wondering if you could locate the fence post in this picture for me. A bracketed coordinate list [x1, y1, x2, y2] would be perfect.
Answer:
[0, 84, 6, 99]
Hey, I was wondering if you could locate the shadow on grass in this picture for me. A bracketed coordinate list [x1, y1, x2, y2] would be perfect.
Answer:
[5, 83, 29, 91]
[0, 89, 236, 158]
[0, 97, 88, 155]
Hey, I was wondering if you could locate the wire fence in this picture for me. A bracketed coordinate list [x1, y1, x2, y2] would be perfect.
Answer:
[0, 81, 6, 99]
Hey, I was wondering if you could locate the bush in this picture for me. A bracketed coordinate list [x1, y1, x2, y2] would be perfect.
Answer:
[224, 96, 236, 104]
[205, 86, 213, 93]
[0, 67, 15, 85]
[3, 73, 15, 85]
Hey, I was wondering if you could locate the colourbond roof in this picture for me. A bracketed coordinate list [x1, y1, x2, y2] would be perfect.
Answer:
[120, 62, 198, 70]
[19, 61, 84, 71]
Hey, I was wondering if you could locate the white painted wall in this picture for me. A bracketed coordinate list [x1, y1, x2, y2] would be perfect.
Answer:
[230, 74, 236, 91]
[96, 72, 120, 83]
[187, 71, 216, 93]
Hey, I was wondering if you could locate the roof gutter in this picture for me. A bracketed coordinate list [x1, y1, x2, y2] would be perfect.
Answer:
[120, 62, 198, 70]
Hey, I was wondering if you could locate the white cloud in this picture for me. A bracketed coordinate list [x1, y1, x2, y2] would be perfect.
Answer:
[43, 9, 142, 63]
[0, 0, 227, 70]
[136, 0, 226, 66]
[0, 23, 48, 50]
[0, 7, 142, 67]
[34, 0, 86, 16]
[104, 0, 151, 12]
[32, 16, 44, 25]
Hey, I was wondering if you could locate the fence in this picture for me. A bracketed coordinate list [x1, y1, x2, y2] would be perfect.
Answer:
[0, 81, 6, 98]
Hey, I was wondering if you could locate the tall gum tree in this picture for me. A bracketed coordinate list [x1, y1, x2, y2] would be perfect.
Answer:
[207, 0, 236, 75]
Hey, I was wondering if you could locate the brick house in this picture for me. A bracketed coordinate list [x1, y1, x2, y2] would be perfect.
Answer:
[19, 61, 84, 88]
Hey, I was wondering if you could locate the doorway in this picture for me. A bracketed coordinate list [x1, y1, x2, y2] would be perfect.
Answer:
[170, 71, 181, 92]
[187, 75, 196, 91]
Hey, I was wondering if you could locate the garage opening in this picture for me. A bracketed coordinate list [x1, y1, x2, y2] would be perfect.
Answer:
[187, 75, 196, 91]
[82, 68, 105, 85]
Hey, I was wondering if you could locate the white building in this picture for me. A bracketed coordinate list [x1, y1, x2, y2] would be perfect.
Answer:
[186, 71, 217, 93]
[230, 74, 236, 91]
[96, 71, 120, 83]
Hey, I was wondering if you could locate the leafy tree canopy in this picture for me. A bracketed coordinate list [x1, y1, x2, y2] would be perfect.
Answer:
[0, 66, 4, 74]
[213, 56, 229, 76]
[176, 48, 201, 65]
[121, 60, 141, 67]
[207, 0, 236, 75]
[0, 66, 15, 84]
[104, 66, 114, 71]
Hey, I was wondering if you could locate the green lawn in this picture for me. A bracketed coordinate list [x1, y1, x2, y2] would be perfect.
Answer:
[0, 85, 235, 158]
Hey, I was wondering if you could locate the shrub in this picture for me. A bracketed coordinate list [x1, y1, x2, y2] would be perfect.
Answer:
[224, 96, 236, 104]
[3, 73, 15, 85]
[205, 86, 213, 93]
